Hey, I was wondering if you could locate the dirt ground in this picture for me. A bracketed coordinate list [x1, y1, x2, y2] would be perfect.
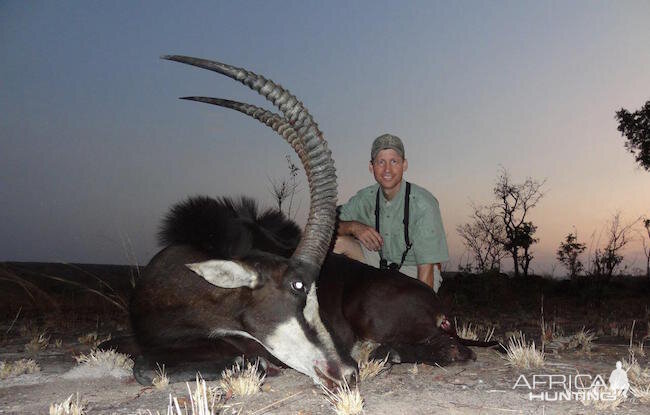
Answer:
[1, 334, 648, 414]
[1, 263, 649, 414]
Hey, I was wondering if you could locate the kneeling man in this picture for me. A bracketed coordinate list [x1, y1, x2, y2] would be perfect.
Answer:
[334, 134, 449, 292]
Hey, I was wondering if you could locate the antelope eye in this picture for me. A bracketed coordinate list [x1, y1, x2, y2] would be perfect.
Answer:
[291, 281, 305, 293]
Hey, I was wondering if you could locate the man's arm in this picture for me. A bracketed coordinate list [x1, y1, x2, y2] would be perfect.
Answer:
[338, 220, 383, 251]
[417, 263, 434, 287]
[417, 263, 442, 291]
[411, 191, 448, 293]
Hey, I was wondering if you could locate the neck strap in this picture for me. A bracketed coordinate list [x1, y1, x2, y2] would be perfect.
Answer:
[375, 182, 412, 270]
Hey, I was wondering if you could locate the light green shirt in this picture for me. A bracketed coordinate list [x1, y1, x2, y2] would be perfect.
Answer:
[339, 181, 449, 266]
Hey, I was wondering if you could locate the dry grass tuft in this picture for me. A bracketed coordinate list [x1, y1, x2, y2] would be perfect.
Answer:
[166, 375, 223, 415]
[54, 339, 63, 348]
[546, 327, 597, 354]
[64, 348, 133, 380]
[77, 332, 111, 348]
[640, 367, 650, 386]
[622, 321, 650, 392]
[503, 333, 544, 369]
[74, 348, 133, 370]
[630, 340, 646, 358]
[49, 394, 85, 415]
[622, 352, 650, 390]
[321, 378, 364, 415]
[541, 320, 563, 342]
[568, 327, 596, 352]
[152, 363, 169, 389]
[631, 384, 650, 403]
[619, 349, 650, 406]
[219, 358, 265, 397]
[622, 352, 640, 381]
[25, 332, 50, 354]
[456, 321, 479, 341]
[483, 326, 496, 342]
[353, 341, 388, 382]
[358, 353, 389, 381]
[579, 384, 626, 410]
[0, 359, 40, 379]
[189, 375, 222, 410]
[455, 319, 496, 342]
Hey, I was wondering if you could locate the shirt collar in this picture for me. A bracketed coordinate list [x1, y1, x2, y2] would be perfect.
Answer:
[379, 180, 406, 206]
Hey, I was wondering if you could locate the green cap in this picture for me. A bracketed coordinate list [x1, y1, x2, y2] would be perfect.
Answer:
[371, 133, 405, 161]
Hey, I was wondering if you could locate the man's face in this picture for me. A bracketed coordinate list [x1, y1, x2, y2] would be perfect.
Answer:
[369, 149, 408, 195]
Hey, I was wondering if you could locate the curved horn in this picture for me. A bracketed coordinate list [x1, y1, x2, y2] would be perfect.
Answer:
[180, 97, 306, 165]
[163, 56, 337, 268]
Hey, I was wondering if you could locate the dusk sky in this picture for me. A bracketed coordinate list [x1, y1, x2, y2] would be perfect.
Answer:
[2, 1, 649, 276]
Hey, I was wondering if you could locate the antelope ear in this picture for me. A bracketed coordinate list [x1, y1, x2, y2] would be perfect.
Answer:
[186, 260, 260, 289]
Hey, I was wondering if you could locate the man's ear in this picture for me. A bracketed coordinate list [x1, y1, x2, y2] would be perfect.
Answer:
[186, 260, 260, 289]
[368, 161, 374, 174]
[403, 158, 408, 172]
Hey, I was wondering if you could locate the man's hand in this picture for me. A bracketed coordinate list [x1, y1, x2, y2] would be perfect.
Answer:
[338, 221, 383, 251]
[354, 223, 383, 251]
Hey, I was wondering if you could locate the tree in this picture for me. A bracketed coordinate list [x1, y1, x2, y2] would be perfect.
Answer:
[516, 221, 538, 277]
[640, 217, 650, 279]
[556, 231, 586, 279]
[268, 155, 301, 219]
[615, 100, 650, 171]
[493, 169, 545, 277]
[456, 204, 508, 273]
[589, 213, 638, 281]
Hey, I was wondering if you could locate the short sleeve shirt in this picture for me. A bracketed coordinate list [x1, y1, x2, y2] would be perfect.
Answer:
[339, 181, 449, 266]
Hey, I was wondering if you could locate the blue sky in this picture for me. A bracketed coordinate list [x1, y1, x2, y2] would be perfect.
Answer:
[1, 1, 649, 275]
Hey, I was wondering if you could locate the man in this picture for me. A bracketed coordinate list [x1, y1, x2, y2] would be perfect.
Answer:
[334, 133, 449, 292]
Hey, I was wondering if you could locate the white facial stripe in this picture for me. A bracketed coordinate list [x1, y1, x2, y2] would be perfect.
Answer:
[303, 283, 338, 356]
[264, 317, 326, 383]
[303, 283, 355, 378]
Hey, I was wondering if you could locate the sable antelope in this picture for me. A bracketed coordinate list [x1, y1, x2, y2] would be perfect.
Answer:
[129, 56, 354, 385]
[127, 56, 492, 386]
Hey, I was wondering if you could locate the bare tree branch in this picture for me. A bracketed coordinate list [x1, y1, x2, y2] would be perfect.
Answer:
[590, 212, 641, 280]
[492, 168, 545, 277]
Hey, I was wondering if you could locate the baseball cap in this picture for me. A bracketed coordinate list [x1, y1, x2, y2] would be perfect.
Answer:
[371, 133, 405, 161]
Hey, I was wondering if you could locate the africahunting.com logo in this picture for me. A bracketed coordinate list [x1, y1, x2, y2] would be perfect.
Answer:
[513, 361, 629, 402]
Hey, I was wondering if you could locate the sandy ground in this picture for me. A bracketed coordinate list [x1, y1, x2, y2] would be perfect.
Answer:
[1, 331, 648, 415]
